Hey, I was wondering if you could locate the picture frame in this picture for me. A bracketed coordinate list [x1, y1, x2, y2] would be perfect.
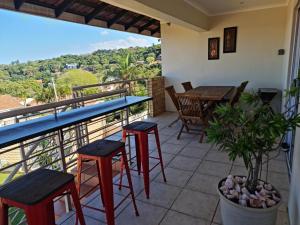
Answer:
[223, 27, 237, 53]
[208, 37, 220, 60]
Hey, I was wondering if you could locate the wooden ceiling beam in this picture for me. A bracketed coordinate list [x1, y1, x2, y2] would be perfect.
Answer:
[107, 10, 127, 28]
[124, 15, 145, 31]
[151, 27, 160, 36]
[85, 3, 108, 24]
[55, 0, 76, 17]
[138, 19, 156, 33]
[14, 0, 25, 10]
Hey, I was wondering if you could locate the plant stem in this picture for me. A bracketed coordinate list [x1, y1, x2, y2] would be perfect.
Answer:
[247, 154, 262, 192]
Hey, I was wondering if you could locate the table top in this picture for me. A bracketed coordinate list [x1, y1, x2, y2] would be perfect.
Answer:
[0, 96, 152, 148]
[185, 86, 235, 101]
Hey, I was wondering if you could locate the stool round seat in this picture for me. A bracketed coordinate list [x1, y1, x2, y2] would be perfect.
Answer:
[0, 169, 74, 205]
[123, 121, 157, 131]
[77, 139, 125, 157]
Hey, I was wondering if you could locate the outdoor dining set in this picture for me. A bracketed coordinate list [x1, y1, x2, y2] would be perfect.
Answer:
[165, 80, 248, 142]
[0, 81, 250, 225]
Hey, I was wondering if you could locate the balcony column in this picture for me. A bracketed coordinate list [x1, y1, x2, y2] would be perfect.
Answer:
[148, 76, 166, 117]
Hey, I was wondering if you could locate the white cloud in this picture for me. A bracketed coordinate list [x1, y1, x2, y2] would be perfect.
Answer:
[90, 36, 153, 51]
[100, 30, 109, 36]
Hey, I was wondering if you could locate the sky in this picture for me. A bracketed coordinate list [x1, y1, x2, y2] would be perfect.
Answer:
[0, 9, 160, 65]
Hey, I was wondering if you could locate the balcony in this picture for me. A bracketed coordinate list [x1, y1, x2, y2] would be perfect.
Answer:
[53, 112, 289, 225]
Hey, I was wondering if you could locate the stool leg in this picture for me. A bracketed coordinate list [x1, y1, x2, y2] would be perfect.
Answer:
[118, 157, 124, 190]
[26, 203, 55, 225]
[96, 160, 105, 206]
[118, 130, 127, 190]
[138, 132, 150, 199]
[135, 134, 141, 175]
[121, 148, 139, 216]
[0, 200, 8, 225]
[76, 156, 83, 197]
[154, 127, 167, 182]
[99, 158, 115, 225]
[75, 156, 82, 225]
[70, 182, 86, 225]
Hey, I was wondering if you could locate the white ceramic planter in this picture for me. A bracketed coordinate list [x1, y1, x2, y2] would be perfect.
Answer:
[217, 178, 281, 225]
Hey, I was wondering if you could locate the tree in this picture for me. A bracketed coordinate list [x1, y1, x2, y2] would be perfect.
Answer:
[56, 69, 98, 97]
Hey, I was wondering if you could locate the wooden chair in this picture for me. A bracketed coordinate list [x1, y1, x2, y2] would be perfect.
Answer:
[175, 93, 214, 142]
[229, 81, 249, 106]
[165, 86, 180, 127]
[181, 82, 193, 92]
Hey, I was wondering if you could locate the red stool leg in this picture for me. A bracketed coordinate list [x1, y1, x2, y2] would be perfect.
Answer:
[138, 132, 150, 199]
[118, 156, 125, 190]
[76, 156, 83, 196]
[135, 134, 141, 175]
[69, 182, 86, 225]
[0, 200, 9, 225]
[120, 148, 139, 216]
[26, 202, 55, 225]
[95, 160, 105, 206]
[154, 127, 167, 182]
[118, 130, 127, 189]
[99, 158, 115, 225]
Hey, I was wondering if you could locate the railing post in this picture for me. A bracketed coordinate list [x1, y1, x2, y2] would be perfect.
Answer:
[56, 129, 72, 212]
[16, 117, 29, 174]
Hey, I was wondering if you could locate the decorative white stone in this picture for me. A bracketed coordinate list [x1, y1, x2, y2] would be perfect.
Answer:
[239, 199, 247, 207]
[250, 198, 262, 208]
[241, 194, 249, 200]
[262, 202, 267, 209]
[235, 176, 243, 184]
[241, 187, 250, 195]
[266, 199, 277, 207]
[225, 177, 234, 189]
[250, 194, 258, 200]
[265, 183, 273, 191]
[272, 194, 281, 202]
[229, 190, 239, 199]
[235, 183, 241, 193]
[259, 188, 268, 196]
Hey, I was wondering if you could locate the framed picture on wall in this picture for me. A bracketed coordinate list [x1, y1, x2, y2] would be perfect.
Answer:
[208, 37, 220, 60]
[223, 27, 238, 53]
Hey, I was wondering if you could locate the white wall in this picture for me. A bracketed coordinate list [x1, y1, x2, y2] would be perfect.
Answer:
[161, 7, 287, 111]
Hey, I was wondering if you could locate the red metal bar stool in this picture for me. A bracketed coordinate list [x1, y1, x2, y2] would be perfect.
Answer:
[119, 121, 167, 199]
[76, 139, 139, 225]
[0, 169, 85, 225]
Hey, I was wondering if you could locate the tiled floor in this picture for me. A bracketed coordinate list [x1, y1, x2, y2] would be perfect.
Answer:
[58, 112, 290, 225]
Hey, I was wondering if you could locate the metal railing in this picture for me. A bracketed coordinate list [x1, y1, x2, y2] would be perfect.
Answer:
[0, 79, 150, 225]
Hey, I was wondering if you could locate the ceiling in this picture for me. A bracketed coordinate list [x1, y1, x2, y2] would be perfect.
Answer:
[0, 0, 161, 37]
[184, 0, 288, 16]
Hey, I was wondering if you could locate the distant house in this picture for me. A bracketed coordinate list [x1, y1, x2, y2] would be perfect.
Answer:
[65, 63, 78, 69]
[0, 95, 38, 125]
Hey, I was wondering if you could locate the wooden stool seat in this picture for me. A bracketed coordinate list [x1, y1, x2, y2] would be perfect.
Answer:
[123, 121, 157, 132]
[0, 169, 73, 205]
[77, 139, 124, 157]
[0, 169, 85, 225]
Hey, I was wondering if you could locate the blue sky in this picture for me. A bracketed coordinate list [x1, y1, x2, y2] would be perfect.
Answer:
[0, 9, 159, 64]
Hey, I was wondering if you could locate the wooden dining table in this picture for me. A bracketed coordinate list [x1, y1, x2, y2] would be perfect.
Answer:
[185, 86, 235, 101]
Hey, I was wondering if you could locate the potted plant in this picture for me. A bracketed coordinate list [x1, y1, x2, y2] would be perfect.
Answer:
[207, 92, 300, 225]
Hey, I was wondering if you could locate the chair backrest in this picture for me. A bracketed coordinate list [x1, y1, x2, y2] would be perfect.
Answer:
[239, 81, 249, 93]
[181, 82, 193, 92]
[165, 85, 179, 110]
[229, 81, 249, 106]
[175, 93, 206, 120]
